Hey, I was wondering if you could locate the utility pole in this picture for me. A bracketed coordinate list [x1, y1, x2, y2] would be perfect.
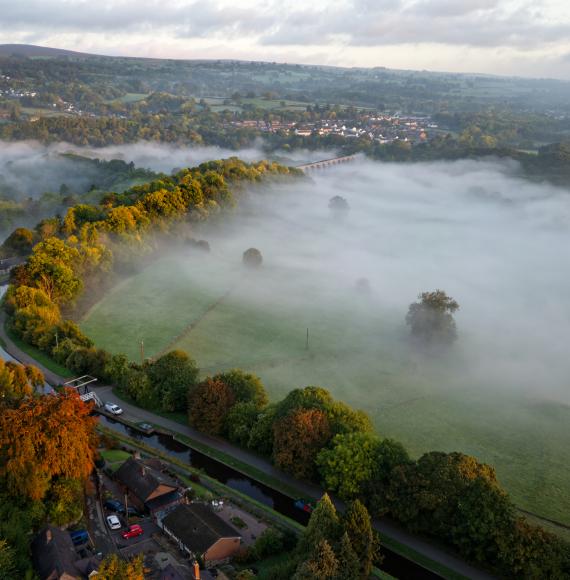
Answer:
[140, 340, 144, 365]
[55, 331, 59, 349]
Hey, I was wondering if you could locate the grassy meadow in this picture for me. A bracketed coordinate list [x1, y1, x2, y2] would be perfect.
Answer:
[81, 253, 570, 526]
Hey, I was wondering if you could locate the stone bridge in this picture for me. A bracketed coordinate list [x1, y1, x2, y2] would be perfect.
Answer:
[296, 154, 357, 172]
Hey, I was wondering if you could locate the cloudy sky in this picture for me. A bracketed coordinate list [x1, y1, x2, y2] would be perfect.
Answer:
[1, 0, 569, 78]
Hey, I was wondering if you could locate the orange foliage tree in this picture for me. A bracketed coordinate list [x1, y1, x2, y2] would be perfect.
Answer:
[188, 378, 236, 435]
[0, 359, 44, 403]
[273, 408, 331, 479]
[0, 390, 97, 500]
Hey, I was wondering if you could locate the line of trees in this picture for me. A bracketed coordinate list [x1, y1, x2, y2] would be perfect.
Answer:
[188, 376, 570, 578]
[2, 158, 299, 412]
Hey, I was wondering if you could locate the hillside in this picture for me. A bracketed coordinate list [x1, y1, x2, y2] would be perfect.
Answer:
[0, 44, 93, 58]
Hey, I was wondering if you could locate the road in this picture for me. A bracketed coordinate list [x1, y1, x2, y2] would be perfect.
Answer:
[0, 304, 493, 580]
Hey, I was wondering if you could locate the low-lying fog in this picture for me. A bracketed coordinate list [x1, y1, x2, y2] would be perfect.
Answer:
[0, 140, 329, 198]
[198, 156, 570, 403]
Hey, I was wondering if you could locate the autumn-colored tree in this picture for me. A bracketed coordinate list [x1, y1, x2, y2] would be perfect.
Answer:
[24, 237, 83, 304]
[342, 500, 380, 578]
[273, 408, 331, 479]
[188, 378, 236, 435]
[0, 359, 44, 403]
[0, 391, 97, 500]
[96, 553, 145, 580]
[46, 478, 84, 526]
[1, 227, 34, 256]
[212, 368, 268, 408]
[274, 386, 371, 436]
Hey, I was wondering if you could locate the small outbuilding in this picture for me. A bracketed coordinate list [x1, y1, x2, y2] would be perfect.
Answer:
[160, 503, 241, 566]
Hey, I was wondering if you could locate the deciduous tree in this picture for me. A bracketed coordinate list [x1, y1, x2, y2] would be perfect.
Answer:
[147, 350, 199, 412]
[0, 391, 97, 500]
[406, 289, 459, 345]
[188, 378, 236, 435]
[317, 432, 381, 499]
[273, 408, 331, 479]
[213, 368, 268, 408]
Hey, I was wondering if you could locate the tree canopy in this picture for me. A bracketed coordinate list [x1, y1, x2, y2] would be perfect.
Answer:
[406, 289, 459, 345]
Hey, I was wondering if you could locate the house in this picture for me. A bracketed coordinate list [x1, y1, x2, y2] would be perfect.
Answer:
[31, 527, 99, 580]
[160, 503, 241, 566]
[114, 457, 183, 515]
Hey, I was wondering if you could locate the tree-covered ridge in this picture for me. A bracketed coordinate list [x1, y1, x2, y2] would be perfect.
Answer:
[2, 157, 300, 387]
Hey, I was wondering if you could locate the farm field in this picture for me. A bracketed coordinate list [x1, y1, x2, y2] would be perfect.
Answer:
[81, 252, 570, 526]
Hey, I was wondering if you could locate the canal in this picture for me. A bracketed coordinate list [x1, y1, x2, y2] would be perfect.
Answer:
[99, 415, 441, 580]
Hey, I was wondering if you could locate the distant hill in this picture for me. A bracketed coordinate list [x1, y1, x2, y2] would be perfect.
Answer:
[0, 44, 93, 58]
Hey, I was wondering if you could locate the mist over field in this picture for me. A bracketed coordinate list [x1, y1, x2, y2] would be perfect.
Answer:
[194, 157, 570, 403]
[0, 140, 332, 200]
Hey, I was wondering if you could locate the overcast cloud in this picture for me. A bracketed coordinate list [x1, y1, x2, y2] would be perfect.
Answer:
[0, 0, 569, 77]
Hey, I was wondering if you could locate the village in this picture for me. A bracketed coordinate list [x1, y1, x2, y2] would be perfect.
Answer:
[227, 114, 438, 144]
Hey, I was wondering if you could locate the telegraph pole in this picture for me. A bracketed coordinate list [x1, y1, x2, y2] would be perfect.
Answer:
[140, 340, 144, 365]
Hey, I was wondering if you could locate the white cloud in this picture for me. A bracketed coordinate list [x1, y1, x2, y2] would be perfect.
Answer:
[1, 0, 570, 78]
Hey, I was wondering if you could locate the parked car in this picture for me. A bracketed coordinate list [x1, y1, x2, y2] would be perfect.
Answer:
[121, 524, 144, 539]
[104, 499, 124, 513]
[104, 499, 139, 517]
[104, 402, 123, 415]
[106, 514, 121, 530]
[69, 529, 89, 546]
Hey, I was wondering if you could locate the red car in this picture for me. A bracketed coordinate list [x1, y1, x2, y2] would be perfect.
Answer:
[121, 524, 143, 539]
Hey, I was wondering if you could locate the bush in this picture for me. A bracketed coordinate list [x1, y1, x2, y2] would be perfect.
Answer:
[253, 528, 284, 559]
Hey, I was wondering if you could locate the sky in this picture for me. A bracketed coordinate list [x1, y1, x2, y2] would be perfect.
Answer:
[0, 0, 570, 78]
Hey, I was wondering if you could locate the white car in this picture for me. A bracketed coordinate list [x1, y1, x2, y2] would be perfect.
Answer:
[104, 402, 123, 415]
[106, 514, 121, 530]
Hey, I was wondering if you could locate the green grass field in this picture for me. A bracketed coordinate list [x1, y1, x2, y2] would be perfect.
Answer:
[81, 254, 570, 526]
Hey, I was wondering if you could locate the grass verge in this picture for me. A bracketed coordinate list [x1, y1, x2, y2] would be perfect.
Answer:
[4, 324, 73, 378]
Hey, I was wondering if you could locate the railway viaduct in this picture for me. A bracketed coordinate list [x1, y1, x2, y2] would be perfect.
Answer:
[296, 154, 357, 172]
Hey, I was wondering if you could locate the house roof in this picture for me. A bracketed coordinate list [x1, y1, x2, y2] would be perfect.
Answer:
[115, 457, 178, 503]
[146, 489, 183, 512]
[162, 503, 240, 555]
[31, 526, 79, 580]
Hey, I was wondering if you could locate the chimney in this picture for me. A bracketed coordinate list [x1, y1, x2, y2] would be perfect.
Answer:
[192, 560, 200, 580]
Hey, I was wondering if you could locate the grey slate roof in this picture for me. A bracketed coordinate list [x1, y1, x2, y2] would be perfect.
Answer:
[115, 457, 178, 503]
[162, 503, 240, 555]
[31, 526, 79, 580]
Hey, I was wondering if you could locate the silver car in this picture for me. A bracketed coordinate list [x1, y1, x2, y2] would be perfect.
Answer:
[104, 402, 123, 415]
[106, 514, 121, 530]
